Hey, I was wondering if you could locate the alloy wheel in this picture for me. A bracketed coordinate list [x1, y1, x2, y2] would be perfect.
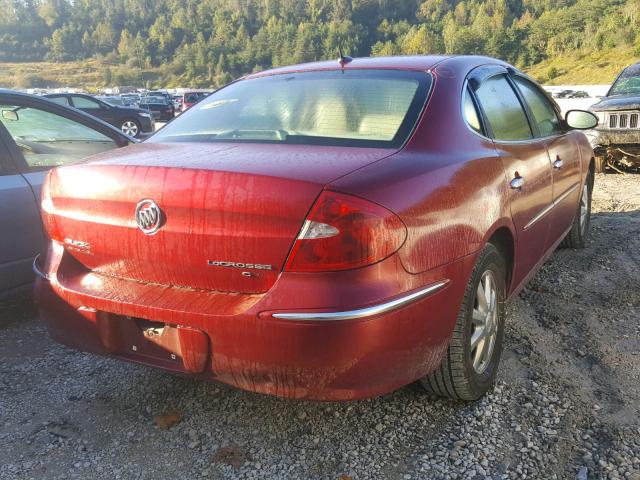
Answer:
[471, 270, 498, 374]
[121, 120, 139, 137]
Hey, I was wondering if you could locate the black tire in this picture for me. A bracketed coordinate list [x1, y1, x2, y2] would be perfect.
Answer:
[420, 243, 506, 401]
[560, 170, 593, 249]
[120, 118, 141, 138]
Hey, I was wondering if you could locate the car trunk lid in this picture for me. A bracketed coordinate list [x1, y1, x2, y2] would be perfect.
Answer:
[44, 142, 394, 294]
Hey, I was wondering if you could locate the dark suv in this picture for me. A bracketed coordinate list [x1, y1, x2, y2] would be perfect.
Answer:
[588, 62, 640, 171]
[44, 93, 154, 138]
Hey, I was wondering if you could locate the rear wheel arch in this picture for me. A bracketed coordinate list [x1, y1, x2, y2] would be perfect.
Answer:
[420, 242, 507, 400]
[486, 226, 515, 294]
[560, 166, 593, 249]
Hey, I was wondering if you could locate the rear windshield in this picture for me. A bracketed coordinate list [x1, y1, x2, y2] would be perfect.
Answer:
[141, 97, 167, 105]
[149, 70, 431, 148]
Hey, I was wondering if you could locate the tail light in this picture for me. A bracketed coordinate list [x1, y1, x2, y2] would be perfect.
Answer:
[285, 191, 406, 272]
[41, 172, 63, 243]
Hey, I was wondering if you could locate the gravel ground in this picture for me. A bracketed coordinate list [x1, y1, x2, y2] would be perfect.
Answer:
[1, 173, 639, 480]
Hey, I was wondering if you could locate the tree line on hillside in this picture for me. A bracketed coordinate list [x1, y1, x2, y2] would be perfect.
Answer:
[1, 0, 639, 88]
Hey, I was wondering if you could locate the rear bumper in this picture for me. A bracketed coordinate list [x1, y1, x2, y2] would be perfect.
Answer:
[156, 111, 174, 121]
[147, 111, 173, 121]
[139, 116, 155, 133]
[35, 248, 471, 401]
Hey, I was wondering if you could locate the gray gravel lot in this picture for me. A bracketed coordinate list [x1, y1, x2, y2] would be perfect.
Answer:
[1, 173, 639, 480]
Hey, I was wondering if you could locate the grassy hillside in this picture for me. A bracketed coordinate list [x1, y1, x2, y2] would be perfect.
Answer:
[1, 47, 637, 90]
[0, 58, 162, 91]
[525, 47, 639, 85]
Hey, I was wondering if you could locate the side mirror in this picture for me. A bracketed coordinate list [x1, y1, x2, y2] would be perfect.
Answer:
[565, 110, 598, 130]
[1, 109, 19, 122]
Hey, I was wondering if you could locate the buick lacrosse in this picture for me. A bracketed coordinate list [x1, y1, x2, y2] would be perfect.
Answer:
[35, 56, 597, 400]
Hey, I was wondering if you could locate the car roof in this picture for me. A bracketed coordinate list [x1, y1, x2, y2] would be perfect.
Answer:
[621, 62, 640, 75]
[247, 55, 450, 79]
[245, 55, 512, 80]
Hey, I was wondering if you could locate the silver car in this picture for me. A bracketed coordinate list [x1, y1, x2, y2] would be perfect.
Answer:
[0, 90, 134, 300]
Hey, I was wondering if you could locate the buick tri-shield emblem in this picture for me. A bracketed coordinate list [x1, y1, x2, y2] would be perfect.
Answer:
[135, 199, 163, 235]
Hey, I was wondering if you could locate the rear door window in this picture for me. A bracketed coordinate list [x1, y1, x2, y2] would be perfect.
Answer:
[512, 76, 562, 137]
[48, 96, 71, 107]
[463, 88, 483, 134]
[474, 75, 532, 141]
[71, 96, 102, 109]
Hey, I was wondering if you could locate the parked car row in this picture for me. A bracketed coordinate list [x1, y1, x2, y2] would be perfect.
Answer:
[2, 55, 601, 403]
[553, 89, 590, 98]
[32, 89, 212, 138]
[45, 93, 155, 138]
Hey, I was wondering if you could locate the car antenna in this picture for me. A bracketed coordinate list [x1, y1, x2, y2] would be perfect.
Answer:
[338, 47, 352, 68]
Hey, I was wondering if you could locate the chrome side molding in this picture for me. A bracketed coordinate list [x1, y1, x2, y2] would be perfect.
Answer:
[523, 182, 580, 231]
[272, 280, 450, 321]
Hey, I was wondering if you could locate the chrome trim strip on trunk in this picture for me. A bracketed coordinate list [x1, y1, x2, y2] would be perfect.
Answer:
[272, 280, 450, 321]
[32, 254, 50, 281]
[523, 182, 580, 231]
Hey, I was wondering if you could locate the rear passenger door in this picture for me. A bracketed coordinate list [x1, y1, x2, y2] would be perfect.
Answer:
[469, 68, 554, 288]
[510, 75, 582, 245]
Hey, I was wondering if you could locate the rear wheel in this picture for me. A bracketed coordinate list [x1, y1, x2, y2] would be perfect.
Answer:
[120, 119, 140, 138]
[420, 243, 506, 400]
[560, 170, 592, 249]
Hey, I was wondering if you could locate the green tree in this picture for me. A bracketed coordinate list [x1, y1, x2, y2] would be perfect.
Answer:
[93, 22, 116, 54]
[37, 0, 68, 29]
[118, 29, 134, 59]
[48, 25, 80, 61]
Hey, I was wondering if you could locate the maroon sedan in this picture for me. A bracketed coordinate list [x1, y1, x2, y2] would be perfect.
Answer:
[35, 56, 598, 401]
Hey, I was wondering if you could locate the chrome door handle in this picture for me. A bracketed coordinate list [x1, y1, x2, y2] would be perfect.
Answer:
[510, 176, 524, 190]
[553, 157, 563, 169]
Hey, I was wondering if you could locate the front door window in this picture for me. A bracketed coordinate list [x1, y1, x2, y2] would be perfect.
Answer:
[0, 104, 116, 170]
